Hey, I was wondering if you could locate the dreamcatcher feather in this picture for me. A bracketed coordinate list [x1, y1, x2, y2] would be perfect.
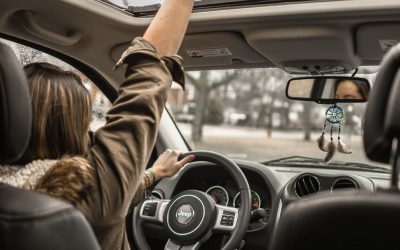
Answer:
[317, 120, 328, 152]
[317, 105, 352, 162]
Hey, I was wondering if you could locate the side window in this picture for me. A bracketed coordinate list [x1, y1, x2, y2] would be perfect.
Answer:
[0, 39, 112, 131]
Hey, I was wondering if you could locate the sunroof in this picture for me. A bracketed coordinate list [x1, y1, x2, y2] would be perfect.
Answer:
[103, 0, 329, 17]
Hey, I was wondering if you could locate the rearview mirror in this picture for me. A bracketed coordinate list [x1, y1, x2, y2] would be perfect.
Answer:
[286, 77, 371, 104]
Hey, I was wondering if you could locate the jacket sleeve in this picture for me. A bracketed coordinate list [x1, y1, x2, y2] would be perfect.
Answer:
[80, 37, 184, 224]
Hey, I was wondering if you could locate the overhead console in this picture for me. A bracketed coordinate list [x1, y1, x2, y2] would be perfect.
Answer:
[244, 26, 359, 74]
[356, 23, 400, 64]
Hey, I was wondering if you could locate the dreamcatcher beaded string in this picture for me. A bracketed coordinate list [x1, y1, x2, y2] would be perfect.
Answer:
[317, 105, 352, 162]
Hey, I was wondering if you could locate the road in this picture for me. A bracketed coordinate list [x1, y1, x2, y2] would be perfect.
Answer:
[177, 123, 379, 166]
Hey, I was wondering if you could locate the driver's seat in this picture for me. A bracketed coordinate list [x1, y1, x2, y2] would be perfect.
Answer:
[0, 42, 100, 250]
[269, 43, 400, 250]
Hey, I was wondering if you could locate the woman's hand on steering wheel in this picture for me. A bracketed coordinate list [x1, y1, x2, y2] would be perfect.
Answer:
[151, 149, 195, 182]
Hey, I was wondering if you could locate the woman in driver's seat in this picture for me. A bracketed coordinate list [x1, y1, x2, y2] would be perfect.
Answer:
[0, 1, 195, 249]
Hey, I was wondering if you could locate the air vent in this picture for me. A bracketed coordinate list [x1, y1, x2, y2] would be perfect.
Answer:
[151, 190, 164, 199]
[331, 178, 358, 193]
[295, 175, 320, 198]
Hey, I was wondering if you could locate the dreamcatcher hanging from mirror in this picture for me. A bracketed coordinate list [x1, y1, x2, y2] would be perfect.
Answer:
[317, 104, 352, 162]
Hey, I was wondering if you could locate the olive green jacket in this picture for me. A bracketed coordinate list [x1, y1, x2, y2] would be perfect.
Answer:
[77, 37, 184, 250]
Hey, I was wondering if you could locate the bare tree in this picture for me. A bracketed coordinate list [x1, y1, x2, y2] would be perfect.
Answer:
[235, 69, 289, 135]
[186, 70, 239, 142]
[303, 102, 312, 141]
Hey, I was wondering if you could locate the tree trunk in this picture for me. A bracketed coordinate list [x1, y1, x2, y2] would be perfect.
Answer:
[189, 71, 237, 142]
[303, 102, 312, 141]
[267, 108, 274, 130]
[284, 104, 292, 130]
[191, 85, 208, 142]
[256, 106, 267, 128]
[266, 107, 274, 138]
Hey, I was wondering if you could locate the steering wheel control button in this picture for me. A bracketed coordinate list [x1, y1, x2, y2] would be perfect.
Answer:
[214, 205, 239, 231]
[142, 202, 158, 217]
[223, 210, 236, 216]
[221, 215, 234, 226]
[164, 190, 216, 244]
[176, 204, 195, 225]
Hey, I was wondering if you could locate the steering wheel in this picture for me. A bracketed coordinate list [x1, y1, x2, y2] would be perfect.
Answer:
[133, 151, 252, 250]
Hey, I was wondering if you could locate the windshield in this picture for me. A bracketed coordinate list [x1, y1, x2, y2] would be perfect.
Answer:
[167, 67, 389, 170]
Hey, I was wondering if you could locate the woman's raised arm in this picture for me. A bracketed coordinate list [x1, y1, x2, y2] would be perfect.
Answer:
[144, 0, 195, 56]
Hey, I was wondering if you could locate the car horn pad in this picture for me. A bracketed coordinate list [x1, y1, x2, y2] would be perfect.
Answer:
[163, 190, 216, 244]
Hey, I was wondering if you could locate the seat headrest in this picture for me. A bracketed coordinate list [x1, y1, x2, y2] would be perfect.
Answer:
[0, 42, 31, 164]
[364, 43, 400, 164]
[270, 191, 400, 250]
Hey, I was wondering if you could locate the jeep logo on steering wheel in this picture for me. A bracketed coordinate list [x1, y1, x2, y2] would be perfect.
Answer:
[175, 204, 195, 225]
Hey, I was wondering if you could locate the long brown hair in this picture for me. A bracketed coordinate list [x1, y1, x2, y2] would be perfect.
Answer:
[22, 62, 92, 162]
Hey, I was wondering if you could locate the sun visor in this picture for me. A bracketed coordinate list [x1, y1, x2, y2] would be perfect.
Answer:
[110, 32, 270, 70]
[357, 23, 400, 62]
[245, 26, 359, 74]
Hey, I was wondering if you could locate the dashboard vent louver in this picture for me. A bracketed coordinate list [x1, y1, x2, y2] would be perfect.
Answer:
[151, 190, 164, 199]
[295, 175, 320, 198]
[331, 178, 358, 192]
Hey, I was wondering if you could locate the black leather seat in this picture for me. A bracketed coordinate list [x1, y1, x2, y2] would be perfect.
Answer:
[270, 43, 400, 250]
[269, 190, 400, 250]
[0, 42, 100, 250]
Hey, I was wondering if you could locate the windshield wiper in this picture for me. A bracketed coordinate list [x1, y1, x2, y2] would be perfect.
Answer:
[262, 156, 390, 173]
[341, 162, 390, 173]
[263, 156, 321, 164]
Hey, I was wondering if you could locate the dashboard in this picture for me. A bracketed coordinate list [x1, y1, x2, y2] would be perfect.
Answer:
[170, 165, 272, 212]
[139, 159, 390, 250]
[205, 186, 262, 211]
[281, 171, 374, 206]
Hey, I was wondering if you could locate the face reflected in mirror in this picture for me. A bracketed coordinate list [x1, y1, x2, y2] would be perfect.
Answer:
[286, 77, 370, 103]
[334, 80, 367, 100]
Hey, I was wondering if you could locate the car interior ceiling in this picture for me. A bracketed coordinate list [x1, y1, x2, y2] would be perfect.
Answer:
[1, 0, 400, 90]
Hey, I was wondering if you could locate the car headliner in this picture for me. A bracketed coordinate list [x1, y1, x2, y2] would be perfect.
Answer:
[1, 0, 400, 89]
